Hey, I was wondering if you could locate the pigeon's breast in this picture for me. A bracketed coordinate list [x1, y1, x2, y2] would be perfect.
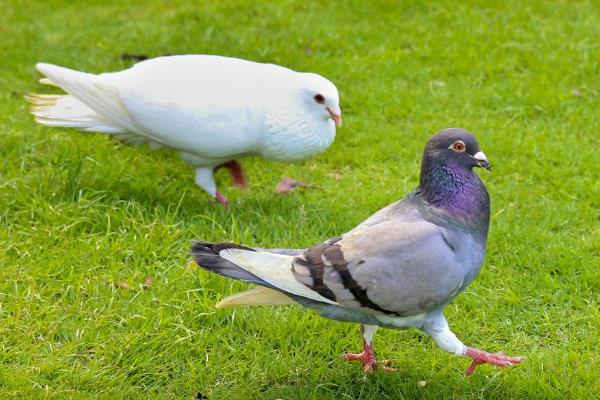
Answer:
[260, 114, 336, 162]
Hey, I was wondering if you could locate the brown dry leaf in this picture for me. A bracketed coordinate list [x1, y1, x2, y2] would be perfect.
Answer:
[275, 177, 323, 194]
[114, 281, 131, 290]
[142, 276, 152, 290]
[326, 170, 343, 181]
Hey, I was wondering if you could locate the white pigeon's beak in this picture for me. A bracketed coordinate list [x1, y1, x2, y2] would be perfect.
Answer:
[473, 151, 492, 171]
[326, 106, 342, 128]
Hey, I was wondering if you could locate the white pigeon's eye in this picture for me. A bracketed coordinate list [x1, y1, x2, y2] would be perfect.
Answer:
[450, 140, 466, 152]
[313, 94, 325, 104]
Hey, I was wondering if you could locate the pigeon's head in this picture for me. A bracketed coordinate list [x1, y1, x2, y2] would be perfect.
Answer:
[424, 128, 491, 172]
[297, 73, 342, 128]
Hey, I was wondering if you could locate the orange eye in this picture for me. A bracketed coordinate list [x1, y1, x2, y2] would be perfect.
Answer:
[451, 140, 466, 152]
[314, 94, 325, 104]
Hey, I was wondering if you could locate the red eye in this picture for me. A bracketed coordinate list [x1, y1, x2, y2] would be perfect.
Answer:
[314, 94, 325, 104]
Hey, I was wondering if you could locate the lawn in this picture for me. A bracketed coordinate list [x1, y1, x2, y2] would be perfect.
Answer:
[1, 0, 599, 398]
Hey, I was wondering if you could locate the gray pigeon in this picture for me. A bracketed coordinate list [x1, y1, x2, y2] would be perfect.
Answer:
[192, 128, 524, 374]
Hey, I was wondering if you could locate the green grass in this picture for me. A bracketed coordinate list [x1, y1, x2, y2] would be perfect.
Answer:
[1, 0, 599, 398]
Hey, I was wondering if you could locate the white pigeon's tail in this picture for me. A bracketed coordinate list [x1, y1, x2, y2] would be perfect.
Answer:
[27, 63, 126, 134]
[27, 63, 160, 147]
[25, 93, 124, 133]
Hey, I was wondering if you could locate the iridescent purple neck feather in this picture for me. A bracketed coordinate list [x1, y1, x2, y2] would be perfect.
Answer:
[417, 154, 490, 238]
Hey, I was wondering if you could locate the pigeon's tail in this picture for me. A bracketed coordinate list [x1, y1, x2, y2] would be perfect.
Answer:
[192, 241, 269, 285]
[192, 240, 339, 308]
[25, 92, 124, 133]
[27, 63, 125, 134]
[216, 286, 296, 308]
[192, 240, 295, 308]
[28, 63, 162, 147]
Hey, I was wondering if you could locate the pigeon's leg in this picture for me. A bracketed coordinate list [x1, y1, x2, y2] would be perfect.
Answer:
[424, 315, 525, 376]
[194, 167, 228, 207]
[463, 348, 526, 376]
[216, 161, 247, 187]
[344, 324, 396, 372]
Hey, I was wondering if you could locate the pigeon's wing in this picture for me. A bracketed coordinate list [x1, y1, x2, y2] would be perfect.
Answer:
[193, 198, 483, 316]
[291, 201, 483, 317]
[36, 56, 296, 157]
[112, 55, 295, 157]
[193, 242, 341, 306]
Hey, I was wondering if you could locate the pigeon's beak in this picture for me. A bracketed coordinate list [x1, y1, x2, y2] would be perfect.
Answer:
[473, 151, 492, 171]
[326, 106, 342, 128]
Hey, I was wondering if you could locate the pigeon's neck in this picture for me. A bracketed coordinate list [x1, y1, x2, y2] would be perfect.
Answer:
[417, 158, 490, 236]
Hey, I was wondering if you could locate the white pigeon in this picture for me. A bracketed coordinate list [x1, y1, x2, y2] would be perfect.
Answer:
[26, 55, 342, 206]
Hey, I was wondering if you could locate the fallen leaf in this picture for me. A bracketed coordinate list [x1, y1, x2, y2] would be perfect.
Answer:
[114, 281, 131, 290]
[326, 170, 343, 181]
[142, 276, 152, 290]
[275, 177, 323, 194]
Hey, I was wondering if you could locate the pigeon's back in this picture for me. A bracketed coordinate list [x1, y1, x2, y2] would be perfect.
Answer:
[107, 55, 298, 156]
[118, 55, 295, 107]
[302, 197, 486, 317]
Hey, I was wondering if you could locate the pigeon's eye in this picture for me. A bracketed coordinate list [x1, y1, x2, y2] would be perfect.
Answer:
[314, 94, 325, 104]
[451, 140, 466, 152]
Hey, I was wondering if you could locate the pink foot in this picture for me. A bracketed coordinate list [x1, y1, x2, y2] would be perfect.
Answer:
[215, 192, 229, 207]
[217, 161, 247, 187]
[465, 347, 525, 376]
[275, 177, 323, 194]
[344, 343, 397, 372]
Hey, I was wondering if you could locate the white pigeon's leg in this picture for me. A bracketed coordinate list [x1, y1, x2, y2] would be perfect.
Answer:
[194, 167, 228, 206]
[423, 315, 525, 376]
[215, 160, 247, 187]
[181, 152, 230, 206]
[344, 324, 396, 372]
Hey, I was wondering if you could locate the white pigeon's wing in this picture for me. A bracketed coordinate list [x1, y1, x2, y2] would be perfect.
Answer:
[111, 55, 297, 158]
[37, 56, 299, 159]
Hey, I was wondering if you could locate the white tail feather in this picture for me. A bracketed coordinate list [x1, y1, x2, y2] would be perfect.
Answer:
[25, 93, 124, 133]
[216, 286, 295, 308]
[35, 63, 141, 133]
[30, 63, 164, 147]
[39, 77, 58, 86]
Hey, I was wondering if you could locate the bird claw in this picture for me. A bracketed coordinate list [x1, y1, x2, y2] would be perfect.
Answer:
[343, 347, 397, 372]
[275, 177, 323, 194]
[465, 347, 525, 376]
[215, 192, 229, 207]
